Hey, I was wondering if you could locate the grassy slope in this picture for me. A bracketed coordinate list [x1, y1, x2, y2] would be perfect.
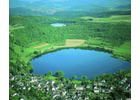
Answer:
[114, 41, 131, 55]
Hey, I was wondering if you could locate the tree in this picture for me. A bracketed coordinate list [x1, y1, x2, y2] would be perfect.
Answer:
[81, 76, 87, 81]
[100, 73, 106, 80]
[48, 71, 52, 76]
[83, 76, 87, 80]
[72, 75, 77, 80]
[45, 73, 48, 76]
[34, 51, 38, 54]
[55, 70, 65, 77]
[81, 76, 84, 81]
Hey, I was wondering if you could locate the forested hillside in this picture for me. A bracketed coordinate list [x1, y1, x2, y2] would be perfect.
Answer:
[9, 15, 131, 48]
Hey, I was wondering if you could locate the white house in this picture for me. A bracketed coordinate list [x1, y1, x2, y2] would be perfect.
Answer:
[23, 87, 26, 90]
[110, 86, 113, 90]
[11, 77, 15, 80]
[62, 90, 67, 95]
[94, 89, 100, 93]
[51, 93, 60, 98]
[28, 87, 31, 90]
[86, 84, 91, 88]
[18, 97, 24, 100]
[12, 93, 19, 96]
[49, 80, 55, 85]
[75, 84, 84, 90]
[94, 86, 98, 89]
[101, 80, 105, 83]
[71, 94, 76, 99]
[30, 77, 38, 82]
[54, 85, 59, 90]
[38, 83, 41, 88]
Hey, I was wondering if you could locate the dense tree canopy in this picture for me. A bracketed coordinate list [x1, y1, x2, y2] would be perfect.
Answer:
[55, 70, 65, 77]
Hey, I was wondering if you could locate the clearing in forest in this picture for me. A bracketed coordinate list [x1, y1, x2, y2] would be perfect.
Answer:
[49, 39, 86, 50]
[39, 39, 85, 53]
[65, 39, 86, 46]
[33, 43, 50, 49]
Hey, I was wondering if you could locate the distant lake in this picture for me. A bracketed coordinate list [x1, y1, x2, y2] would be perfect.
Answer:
[31, 48, 131, 80]
[50, 23, 66, 27]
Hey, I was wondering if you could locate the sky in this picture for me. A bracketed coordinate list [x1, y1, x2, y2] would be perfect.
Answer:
[9, 0, 131, 8]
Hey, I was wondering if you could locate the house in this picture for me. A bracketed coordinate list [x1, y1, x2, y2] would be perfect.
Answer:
[23, 87, 26, 90]
[48, 80, 55, 85]
[110, 86, 113, 90]
[122, 83, 130, 91]
[11, 85, 14, 88]
[93, 89, 100, 94]
[17, 81, 24, 86]
[10, 76, 15, 81]
[51, 93, 60, 98]
[30, 77, 38, 83]
[119, 78, 127, 84]
[98, 82, 103, 86]
[86, 84, 91, 88]
[18, 97, 24, 100]
[93, 86, 98, 89]
[12, 93, 19, 96]
[76, 91, 83, 96]
[93, 83, 98, 86]
[38, 83, 41, 88]
[45, 87, 49, 92]
[54, 85, 59, 90]
[101, 80, 105, 83]
[101, 89, 109, 93]
[71, 94, 77, 99]
[58, 82, 63, 86]
[75, 84, 84, 90]
[28, 87, 31, 90]
[62, 90, 67, 95]
[50, 86, 56, 91]
[84, 96, 89, 100]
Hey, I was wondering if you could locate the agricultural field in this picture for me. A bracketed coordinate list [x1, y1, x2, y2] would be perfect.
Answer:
[81, 15, 131, 23]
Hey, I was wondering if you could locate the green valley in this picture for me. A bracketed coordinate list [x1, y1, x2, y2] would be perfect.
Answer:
[9, 0, 131, 99]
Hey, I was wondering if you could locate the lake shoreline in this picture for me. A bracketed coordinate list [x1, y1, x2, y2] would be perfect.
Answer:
[31, 48, 131, 79]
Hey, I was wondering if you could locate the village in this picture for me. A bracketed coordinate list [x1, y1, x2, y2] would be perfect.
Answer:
[9, 71, 131, 100]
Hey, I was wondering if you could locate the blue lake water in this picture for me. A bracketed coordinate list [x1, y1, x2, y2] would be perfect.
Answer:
[31, 48, 131, 79]
[50, 23, 66, 27]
